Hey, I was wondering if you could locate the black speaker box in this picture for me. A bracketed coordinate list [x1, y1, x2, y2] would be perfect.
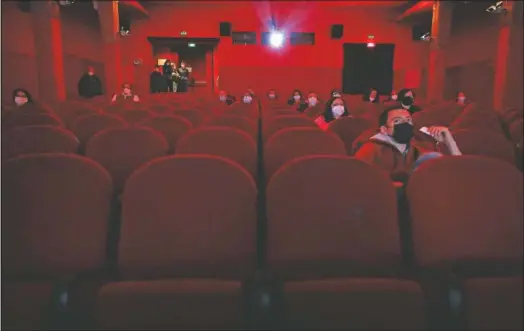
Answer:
[219, 22, 232, 37]
[331, 24, 344, 39]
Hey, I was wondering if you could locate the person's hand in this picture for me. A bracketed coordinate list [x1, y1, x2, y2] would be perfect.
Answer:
[428, 126, 451, 143]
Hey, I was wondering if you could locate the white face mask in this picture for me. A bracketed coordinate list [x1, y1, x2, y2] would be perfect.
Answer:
[219, 96, 226, 102]
[308, 97, 317, 106]
[269, 94, 276, 99]
[458, 97, 466, 102]
[15, 96, 28, 106]
[293, 95, 301, 101]
[123, 88, 131, 95]
[243, 96, 252, 104]
[332, 105, 345, 118]
[391, 95, 398, 100]
[369, 97, 375, 102]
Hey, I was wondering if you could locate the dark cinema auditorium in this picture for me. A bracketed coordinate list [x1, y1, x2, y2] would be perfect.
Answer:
[1, 0, 523, 330]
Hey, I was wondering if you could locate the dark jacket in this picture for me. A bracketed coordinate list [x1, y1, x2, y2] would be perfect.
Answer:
[150, 71, 167, 93]
[78, 74, 103, 98]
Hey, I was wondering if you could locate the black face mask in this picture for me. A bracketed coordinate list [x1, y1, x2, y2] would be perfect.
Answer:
[392, 122, 414, 144]
[401, 96, 413, 107]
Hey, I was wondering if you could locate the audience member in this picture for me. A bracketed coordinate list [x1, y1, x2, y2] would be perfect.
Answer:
[242, 92, 254, 104]
[150, 66, 167, 93]
[315, 96, 349, 130]
[456, 91, 470, 106]
[176, 61, 190, 93]
[162, 60, 174, 92]
[363, 88, 380, 103]
[12, 88, 34, 107]
[384, 90, 398, 103]
[77, 66, 103, 99]
[355, 106, 462, 182]
[267, 89, 278, 100]
[287, 89, 304, 106]
[111, 83, 140, 103]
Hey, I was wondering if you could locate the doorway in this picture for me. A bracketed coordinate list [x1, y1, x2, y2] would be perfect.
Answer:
[149, 37, 219, 95]
[342, 43, 395, 96]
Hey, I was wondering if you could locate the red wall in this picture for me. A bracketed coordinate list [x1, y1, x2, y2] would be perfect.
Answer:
[1, 1, 104, 103]
[123, 2, 430, 98]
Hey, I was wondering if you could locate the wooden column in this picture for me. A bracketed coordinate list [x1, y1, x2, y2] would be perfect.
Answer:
[31, 0, 66, 103]
[98, 1, 123, 95]
[426, 1, 452, 104]
[493, 1, 523, 110]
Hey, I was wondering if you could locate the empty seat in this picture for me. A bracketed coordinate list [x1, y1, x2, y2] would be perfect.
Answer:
[172, 109, 204, 127]
[328, 117, 373, 155]
[2, 125, 80, 160]
[57, 105, 100, 127]
[451, 129, 517, 165]
[2, 154, 113, 330]
[3, 113, 63, 129]
[95, 155, 257, 329]
[304, 105, 324, 118]
[137, 115, 193, 152]
[70, 113, 127, 150]
[264, 127, 346, 180]
[227, 104, 258, 118]
[176, 127, 257, 177]
[207, 114, 257, 139]
[266, 155, 424, 330]
[407, 156, 523, 330]
[118, 109, 153, 124]
[263, 115, 317, 143]
[85, 127, 169, 192]
[149, 104, 173, 115]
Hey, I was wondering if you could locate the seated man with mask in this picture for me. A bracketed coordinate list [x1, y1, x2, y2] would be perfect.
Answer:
[355, 106, 462, 182]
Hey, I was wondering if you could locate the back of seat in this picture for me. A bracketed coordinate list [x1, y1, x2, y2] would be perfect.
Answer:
[2, 154, 113, 330]
[2, 125, 80, 160]
[264, 127, 346, 181]
[266, 155, 424, 330]
[85, 127, 169, 192]
[95, 155, 257, 329]
[407, 156, 523, 330]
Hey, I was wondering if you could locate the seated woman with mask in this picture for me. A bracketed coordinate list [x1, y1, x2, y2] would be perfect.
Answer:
[383, 90, 399, 104]
[456, 91, 470, 107]
[12, 88, 34, 108]
[314, 97, 349, 131]
[287, 89, 304, 106]
[363, 88, 380, 103]
[111, 83, 140, 103]
[242, 92, 254, 105]
[267, 89, 278, 101]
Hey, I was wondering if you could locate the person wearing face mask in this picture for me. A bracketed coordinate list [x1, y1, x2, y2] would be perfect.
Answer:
[287, 89, 304, 105]
[12, 88, 33, 108]
[383, 90, 399, 104]
[150, 65, 167, 93]
[176, 61, 190, 93]
[242, 93, 253, 105]
[363, 88, 380, 104]
[78, 67, 103, 99]
[456, 91, 469, 106]
[111, 83, 140, 103]
[399, 95, 422, 113]
[267, 89, 278, 101]
[218, 90, 235, 106]
[355, 106, 461, 182]
[315, 97, 349, 130]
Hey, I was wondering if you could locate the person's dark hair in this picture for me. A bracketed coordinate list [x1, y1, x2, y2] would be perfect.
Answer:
[330, 89, 341, 97]
[379, 105, 409, 127]
[363, 88, 380, 103]
[12, 88, 33, 103]
[323, 97, 349, 123]
[398, 88, 415, 100]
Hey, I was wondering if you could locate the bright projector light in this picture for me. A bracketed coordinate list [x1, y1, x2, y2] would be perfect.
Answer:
[269, 31, 284, 48]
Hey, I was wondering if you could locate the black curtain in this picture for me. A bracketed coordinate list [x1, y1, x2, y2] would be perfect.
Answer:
[342, 43, 395, 96]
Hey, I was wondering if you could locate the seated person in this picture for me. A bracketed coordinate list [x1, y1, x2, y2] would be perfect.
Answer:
[314, 96, 349, 131]
[287, 89, 304, 106]
[330, 89, 342, 99]
[355, 106, 462, 182]
[363, 88, 380, 103]
[267, 89, 278, 100]
[218, 90, 235, 105]
[456, 91, 470, 107]
[400, 95, 421, 113]
[242, 92, 254, 105]
[383, 90, 398, 103]
[12, 88, 34, 108]
[111, 83, 140, 103]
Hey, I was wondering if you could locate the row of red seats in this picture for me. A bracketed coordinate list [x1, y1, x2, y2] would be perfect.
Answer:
[2, 96, 522, 330]
[3, 151, 522, 330]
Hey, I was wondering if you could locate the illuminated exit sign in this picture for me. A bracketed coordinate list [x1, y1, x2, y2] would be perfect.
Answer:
[180, 31, 188, 36]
